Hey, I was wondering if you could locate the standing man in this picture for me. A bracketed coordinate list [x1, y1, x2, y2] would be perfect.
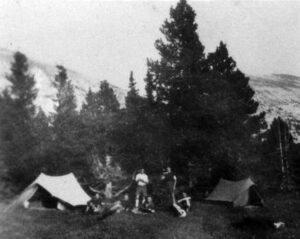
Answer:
[161, 166, 177, 204]
[133, 168, 149, 212]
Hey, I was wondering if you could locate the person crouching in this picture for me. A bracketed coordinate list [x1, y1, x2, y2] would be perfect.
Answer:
[173, 192, 191, 218]
[140, 196, 155, 213]
[177, 192, 191, 212]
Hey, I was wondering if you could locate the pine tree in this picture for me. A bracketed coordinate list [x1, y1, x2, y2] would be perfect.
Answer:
[33, 108, 51, 155]
[51, 65, 86, 174]
[262, 117, 294, 190]
[145, 0, 209, 180]
[148, 0, 205, 111]
[52, 65, 77, 148]
[144, 68, 155, 104]
[31, 108, 55, 173]
[117, 72, 144, 171]
[80, 86, 104, 160]
[207, 41, 260, 116]
[125, 71, 139, 105]
[289, 143, 300, 191]
[81, 88, 98, 120]
[144, 0, 266, 188]
[97, 80, 120, 153]
[78, 88, 102, 180]
[128, 71, 138, 97]
[205, 42, 266, 165]
[53, 65, 77, 115]
[125, 71, 143, 114]
[0, 52, 38, 185]
[80, 80, 120, 162]
[207, 41, 236, 75]
[97, 80, 120, 115]
[6, 52, 37, 116]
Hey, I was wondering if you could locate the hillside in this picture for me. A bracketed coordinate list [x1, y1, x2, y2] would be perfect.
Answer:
[249, 74, 300, 141]
[0, 49, 299, 140]
[0, 48, 127, 114]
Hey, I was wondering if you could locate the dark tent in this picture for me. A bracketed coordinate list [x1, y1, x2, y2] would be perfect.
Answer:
[206, 178, 263, 207]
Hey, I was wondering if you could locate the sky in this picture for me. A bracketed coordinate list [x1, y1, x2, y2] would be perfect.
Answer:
[0, 0, 299, 92]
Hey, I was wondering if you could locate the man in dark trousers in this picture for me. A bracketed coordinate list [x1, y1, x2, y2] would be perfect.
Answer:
[161, 166, 177, 203]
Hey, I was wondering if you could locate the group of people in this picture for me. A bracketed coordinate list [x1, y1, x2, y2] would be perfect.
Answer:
[132, 168, 155, 214]
[133, 167, 191, 217]
[86, 167, 191, 218]
[85, 192, 123, 216]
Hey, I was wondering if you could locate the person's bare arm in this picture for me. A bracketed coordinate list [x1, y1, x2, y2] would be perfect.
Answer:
[136, 175, 149, 184]
[173, 176, 177, 190]
[177, 197, 191, 203]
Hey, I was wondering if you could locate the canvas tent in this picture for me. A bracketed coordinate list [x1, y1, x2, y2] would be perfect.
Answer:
[16, 173, 91, 210]
[206, 178, 263, 207]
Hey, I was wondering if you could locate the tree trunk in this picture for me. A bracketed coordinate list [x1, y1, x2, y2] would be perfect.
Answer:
[105, 181, 112, 198]
[278, 124, 287, 190]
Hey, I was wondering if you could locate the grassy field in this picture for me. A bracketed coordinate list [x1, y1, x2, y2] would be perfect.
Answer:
[0, 193, 299, 239]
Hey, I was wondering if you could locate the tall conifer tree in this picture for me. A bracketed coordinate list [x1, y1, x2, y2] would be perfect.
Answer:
[125, 71, 140, 111]
[146, 0, 208, 177]
[262, 117, 294, 189]
[97, 80, 120, 115]
[51, 65, 85, 173]
[0, 52, 38, 185]
[81, 88, 98, 120]
[145, 0, 266, 185]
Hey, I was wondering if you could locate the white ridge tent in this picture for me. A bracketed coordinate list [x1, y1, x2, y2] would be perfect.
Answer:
[206, 178, 263, 207]
[16, 173, 91, 210]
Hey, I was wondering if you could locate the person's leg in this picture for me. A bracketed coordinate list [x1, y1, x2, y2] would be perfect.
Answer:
[173, 202, 186, 217]
[97, 204, 117, 219]
[109, 201, 123, 213]
[141, 207, 155, 213]
[141, 186, 147, 205]
[168, 182, 175, 204]
[135, 186, 141, 208]
[173, 202, 181, 211]
[135, 195, 139, 208]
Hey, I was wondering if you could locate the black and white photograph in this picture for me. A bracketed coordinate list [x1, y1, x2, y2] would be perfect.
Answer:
[0, 0, 299, 238]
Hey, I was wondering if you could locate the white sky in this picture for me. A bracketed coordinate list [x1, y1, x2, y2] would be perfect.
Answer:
[0, 0, 299, 91]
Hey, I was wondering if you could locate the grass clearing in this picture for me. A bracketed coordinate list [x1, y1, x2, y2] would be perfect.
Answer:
[0, 193, 299, 239]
